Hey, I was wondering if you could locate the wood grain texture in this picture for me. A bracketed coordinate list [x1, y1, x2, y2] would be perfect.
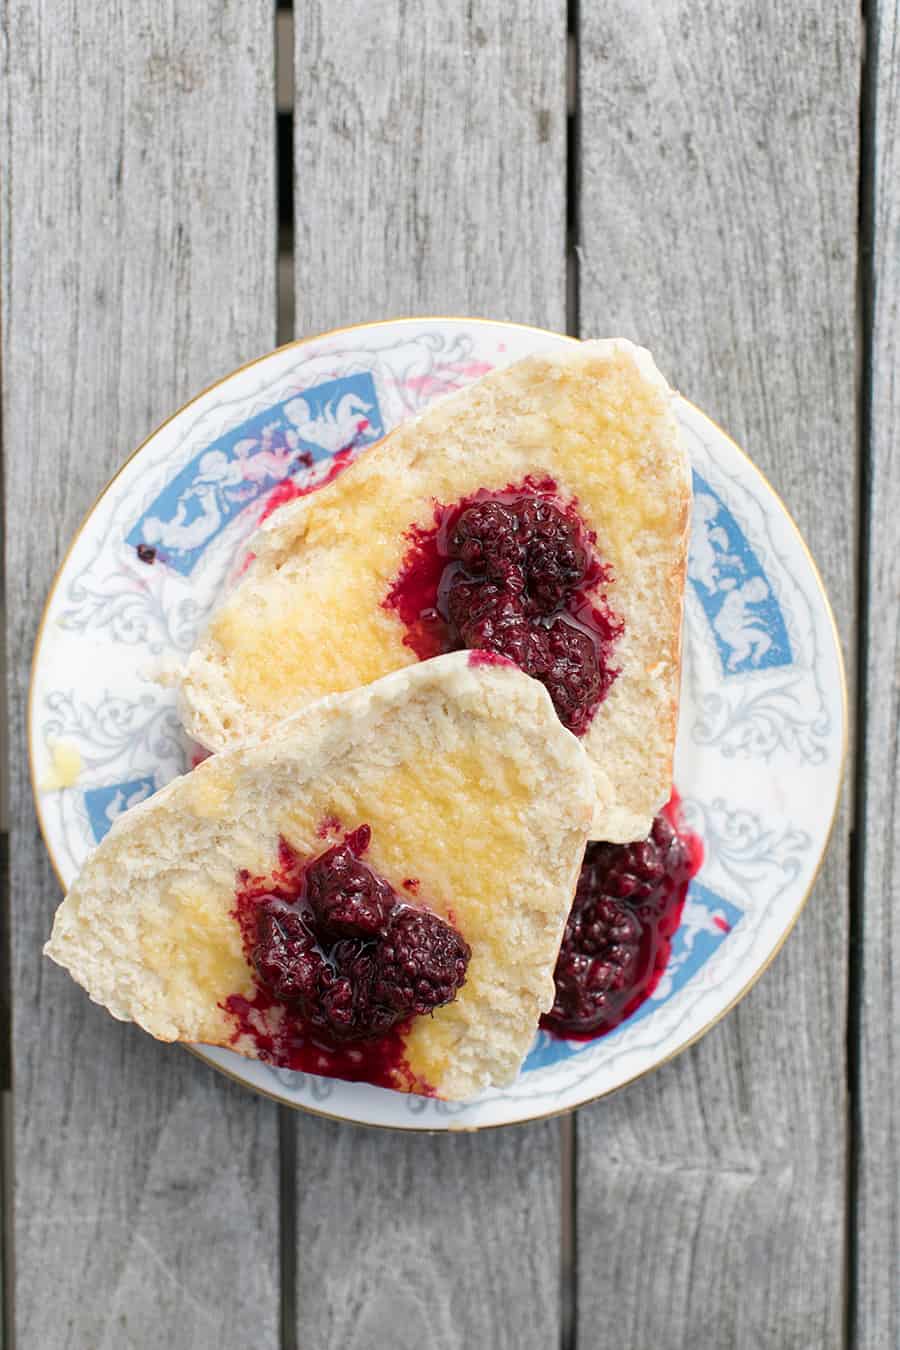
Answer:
[576, 5, 858, 1347]
[294, 1118, 562, 1350]
[857, 2, 900, 1344]
[292, 5, 567, 1347]
[294, 0, 567, 332]
[1, 4, 279, 1346]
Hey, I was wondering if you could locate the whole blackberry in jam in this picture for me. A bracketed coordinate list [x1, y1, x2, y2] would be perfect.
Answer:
[448, 500, 521, 578]
[513, 497, 588, 614]
[541, 619, 604, 736]
[304, 828, 394, 938]
[373, 907, 471, 1018]
[252, 901, 324, 1004]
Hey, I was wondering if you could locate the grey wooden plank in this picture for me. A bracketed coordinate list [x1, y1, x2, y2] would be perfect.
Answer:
[576, 4, 858, 1347]
[292, 4, 568, 1347]
[294, 1, 567, 334]
[857, 2, 900, 1344]
[294, 1118, 563, 1350]
[1, 4, 280, 1346]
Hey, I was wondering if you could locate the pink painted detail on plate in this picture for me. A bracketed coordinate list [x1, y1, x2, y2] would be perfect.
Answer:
[254, 446, 357, 527]
[713, 915, 732, 934]
[232, 440, 299, 484]
[400, 360, 494, 401]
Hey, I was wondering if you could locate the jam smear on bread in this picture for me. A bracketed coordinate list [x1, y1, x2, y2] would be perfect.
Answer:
[223, 826, 470, 1091]
[542, 793, 702, 1038]
[384, 478, 623, 735]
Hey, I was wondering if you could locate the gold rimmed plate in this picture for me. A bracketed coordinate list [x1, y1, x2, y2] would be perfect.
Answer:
[30, 318, 846, 1129]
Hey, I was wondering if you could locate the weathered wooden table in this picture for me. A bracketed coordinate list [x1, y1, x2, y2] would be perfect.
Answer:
[1, 4, 896, 1347]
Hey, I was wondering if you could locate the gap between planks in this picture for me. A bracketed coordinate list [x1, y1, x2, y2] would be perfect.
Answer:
[847, 0, 875, 1340]
[561, 5, 580, 1350]
[276, 8, 299, 1350]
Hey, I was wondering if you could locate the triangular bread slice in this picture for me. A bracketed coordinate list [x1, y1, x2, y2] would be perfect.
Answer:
[180, 338, 690, 842]
[46, 653, 594, 1100]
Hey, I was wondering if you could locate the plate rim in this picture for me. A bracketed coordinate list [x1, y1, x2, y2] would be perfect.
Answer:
[28, 315, 849, 1131]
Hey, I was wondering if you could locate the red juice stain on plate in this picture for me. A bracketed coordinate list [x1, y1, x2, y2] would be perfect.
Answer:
[220, 828, 470, 1093]
[383, 478, 623, 736]
[541, 790, 703, 1040]
[402, 363, 492, 401]
[257, 446, 357, 526]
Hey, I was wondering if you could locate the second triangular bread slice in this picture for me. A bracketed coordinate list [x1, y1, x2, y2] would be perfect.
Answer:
[46, 653, 594, 1100]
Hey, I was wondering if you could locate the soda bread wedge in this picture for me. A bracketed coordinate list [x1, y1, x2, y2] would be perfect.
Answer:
[46, 653, 594, 1100]
[180, 339, 690, 842]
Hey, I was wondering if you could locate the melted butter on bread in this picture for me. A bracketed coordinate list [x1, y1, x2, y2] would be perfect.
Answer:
[46, 656, 594, 1099]
[183, 339, 690, 841]
[139, 878, 252, 1042]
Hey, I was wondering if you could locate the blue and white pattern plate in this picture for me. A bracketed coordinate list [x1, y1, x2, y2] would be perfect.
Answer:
[30, 318, 846, 1130]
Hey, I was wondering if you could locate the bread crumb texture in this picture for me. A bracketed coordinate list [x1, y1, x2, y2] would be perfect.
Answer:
[47, 655, 594, 1098]
[181, 339, 690, 842]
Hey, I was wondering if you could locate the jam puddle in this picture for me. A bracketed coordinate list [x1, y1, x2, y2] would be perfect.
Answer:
[542, 790, 703, 1041]
[383, 478, 623, 735]
[220, 824, 470, 1094]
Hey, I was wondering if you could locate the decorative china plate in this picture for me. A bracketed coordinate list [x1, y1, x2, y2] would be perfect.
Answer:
[30, 318, 846, 1129]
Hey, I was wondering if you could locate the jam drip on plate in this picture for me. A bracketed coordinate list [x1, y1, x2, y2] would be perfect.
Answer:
[222, 825, 470, 1092]
[384, 478, 624, 735]
[542, 793, 703, 1039]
